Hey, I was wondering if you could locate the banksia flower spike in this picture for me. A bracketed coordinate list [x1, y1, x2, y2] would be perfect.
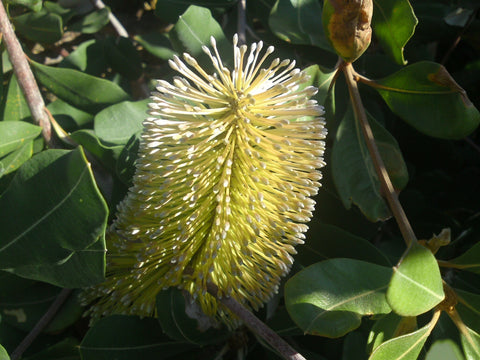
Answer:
[84, 34, 326, 326]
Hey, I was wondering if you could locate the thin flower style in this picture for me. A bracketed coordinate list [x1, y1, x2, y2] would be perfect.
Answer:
[84, 34, 326, 325]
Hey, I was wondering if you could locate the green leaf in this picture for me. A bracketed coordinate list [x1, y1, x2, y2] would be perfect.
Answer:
[0, 344, 9, 360]
[31, 60, 130, 114]
[156, 288, 230, 345]
[0, 148, 108, 271]
[367, 312, 417, 354]
[297, 223, 391, 267]
[387, 243, 444, 316]
[332, 106, 409, 221]
[94, 99, 148, 145]
[302, 65, 336, 106]
[457, 289, 480, 334]
[461, 327, 480, 360]
[269, 0, 331, 51]
[79, 315, 195, 360]
[0, 122, 41, 158]
[372, 0, 418, 65]
[60, 39, 108, 76]
[153, 0, 236, 23]
[12, 10, 63, 44]
[22, 337, 79, 360]
[369, 312, 440, 360]
[169, 5, 231, 69]
[425, 339, 465, 360]
[343, 332, 368, 360]
[69, 8, 109, 34]
[116, 134, 140, 186]
[104, 37, 143, 80]
[285, 258, 392, 337]
[43, 1, 76, 24]
[373, 61, 480, 139]
[0, 142, 34, 178]
[449, 242, 480, 274]
[47, 99, 94, 132]
[134, 33, 177, 60]
[5, 0, 42, 12]
[3, 74, 30, 122]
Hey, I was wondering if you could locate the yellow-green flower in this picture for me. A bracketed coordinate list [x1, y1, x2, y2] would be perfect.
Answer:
[84, 34, 326, 325]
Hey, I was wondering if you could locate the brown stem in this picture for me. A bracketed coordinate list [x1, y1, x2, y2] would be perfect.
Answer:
[206, 283, 306, 360]
[0, 1, 53, 147]
[342, 62, 417, 247]
[237, 0, 247, 46]
[10, 289, 72, 360]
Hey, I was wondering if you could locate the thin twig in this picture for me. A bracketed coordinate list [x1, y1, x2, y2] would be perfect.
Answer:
[0, 1, 53, 147]
[11, 289, 72, 360]
[237, 0, 247, 46]
[90, 0, 129, 38]
[342, 62, 417, 247]
[207, 283, 306, 360]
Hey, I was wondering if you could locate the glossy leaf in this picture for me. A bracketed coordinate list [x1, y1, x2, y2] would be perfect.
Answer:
[373, 61, 480, 139]
[449, 242, 480, 274]
[31, 60, 130, 114]
[3, 74, 30, 122]
[285, 258, 392, 337]
[0, 148, 108, 271]
[302, 65, 336, 106]
[156, 288, 230, 345]
[69, 8, 109, 34]
[79, 315, 194, 360]
[332, 106, 409, 221]
[0, 344, 9, 360]
[134, 33, 177, 60]
[387, 243, 444, 316]
[457, 289, 480, 334]
[269, 0, 331, 51]
[0, 142, 33, 178]
[367, 312, 417, 353]
[425, 339, 465, 360]
[372, 0, 418, 65]
[461, 327, 480, 360]
[104, 37, 143, 80]
[297, 222, 391, 267]
[0, 122, 41, 158]
[12, 10, 63, 44]
[169, 5, 231, 69]
[369, 312, 440, 360]
[93, 99, 148, 145]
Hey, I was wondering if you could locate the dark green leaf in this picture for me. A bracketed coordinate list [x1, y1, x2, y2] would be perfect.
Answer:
[94, 99, 148, 145]
[373, 61, 480, 139]
[461, 327, 480, 360]
[5, 0, 42, 11]
[269, 0, 331, 51]
[298, 223, 391, 267]
[285, 258, 392, 337]
[332, 106, 409, 221]
[60, 39, 108, 76]
[425, 339, 465, 360]
[169, 5, 231, 69]
[104, 37, 143, 80]
[134, 33, 177, 60]
[68, 8, 109, 34]
[12, 10, 63, 44]
[79, 315, 195, 360]
[116, 134, 140, 186]
[4, 74, 30, 122]
[31, 60, 130, 114]
[0, 142, 34, 178]
[0, 148, 108, 270]
[372, 0, 418, 65]
[342, 332, 368, 360]
[367, 312, 417, 354]
[302, 65, 336, 106]
[153, 0, 236, 23]
[387, 243, 444, 316]
[156, 288, 230, 345]
[43, 1, 76, 24]
[23, 337, 80, 360]
[0, 122, 41, 157]
[47, 99, 94, 132]
[369, 312, 440, 360]
[449, 242, 480, 274]
[457, 289, 480, 334]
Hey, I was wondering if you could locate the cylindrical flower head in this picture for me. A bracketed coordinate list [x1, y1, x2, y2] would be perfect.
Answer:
[84, 35, 326, 326]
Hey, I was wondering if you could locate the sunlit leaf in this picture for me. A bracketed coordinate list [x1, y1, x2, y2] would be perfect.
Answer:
[3, 74, 30, 122]
[367, 312, 417, 354]
[0, 344, 9, 360]
[461, 327, 480, 360]
[285, 258, 392, 337]
[425, 339, 465, 360]
[387, 243, 444, 316]
[372, 0, 418, 65]
[0, 122, 40, 158]
[0, 142, 33, 178]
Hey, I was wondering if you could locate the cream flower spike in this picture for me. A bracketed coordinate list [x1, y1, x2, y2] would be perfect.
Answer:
[83, 34, 327, 327]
